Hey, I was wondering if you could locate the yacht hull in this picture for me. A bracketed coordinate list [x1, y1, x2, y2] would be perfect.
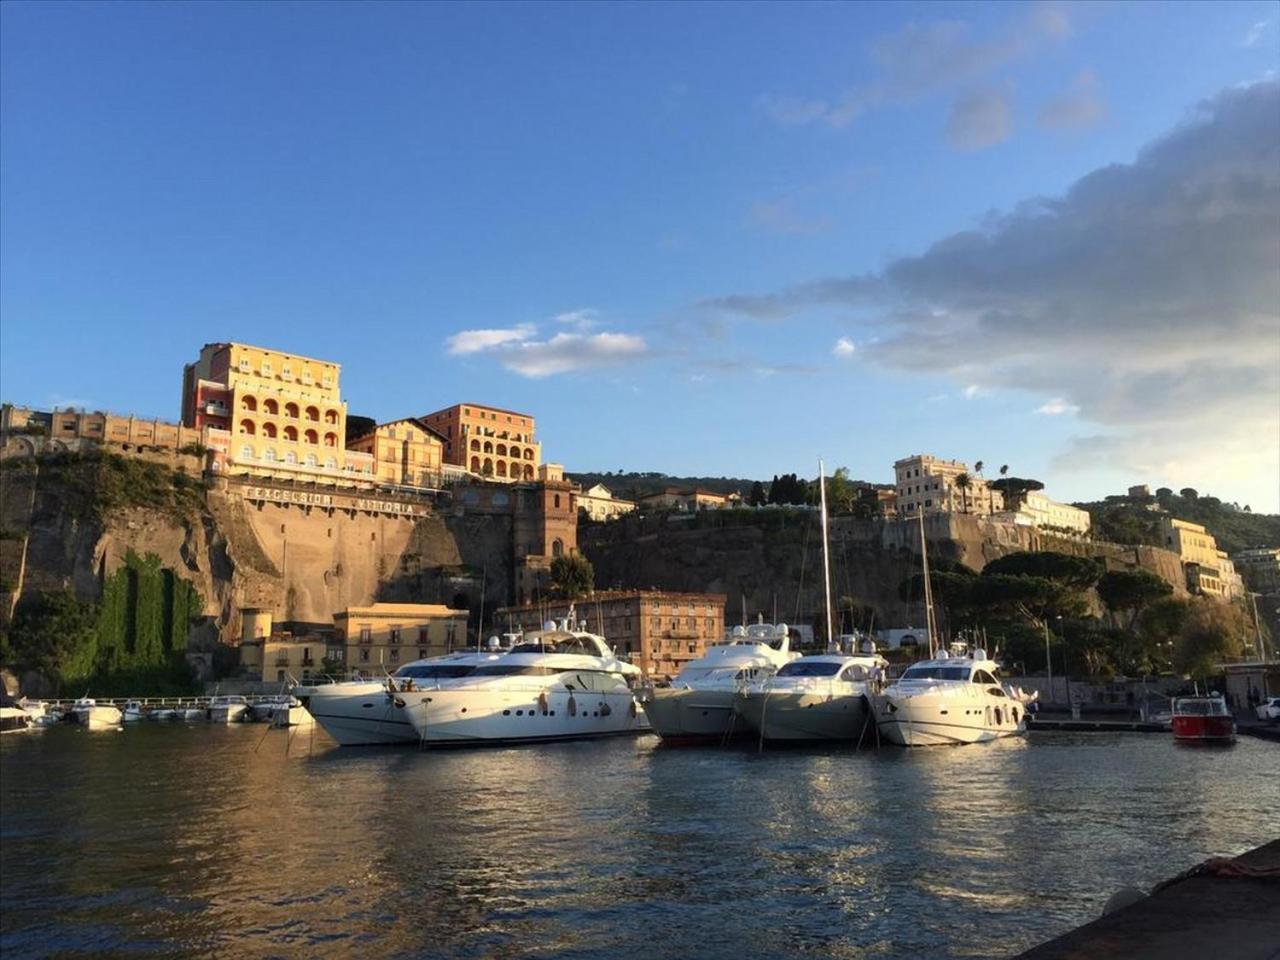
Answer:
[74, 706, 123, 729]
[403, 687, 643, 746]
[209, 705, 248, 724]
[735, 692, 872, 742]
[871, 695, 1025, 746]
[643, 688, 742, 742]
[300, 685, 418, 746]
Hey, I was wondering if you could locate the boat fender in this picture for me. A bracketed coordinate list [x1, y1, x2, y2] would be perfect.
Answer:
[629, 700, 637, 717]
[568, 694, 577, 717]
[538, 692, 549, 715]
[600, 702, 611, 717]
[393, 697, 406, 709]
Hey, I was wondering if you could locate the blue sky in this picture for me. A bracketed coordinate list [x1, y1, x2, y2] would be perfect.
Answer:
[2, 2, 1277, 509]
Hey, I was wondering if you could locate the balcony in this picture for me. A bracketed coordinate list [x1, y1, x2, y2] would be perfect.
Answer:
[274, 655, 290, 666]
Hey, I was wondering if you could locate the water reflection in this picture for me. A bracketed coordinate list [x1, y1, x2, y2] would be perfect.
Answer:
[2, 727, 1277, 959]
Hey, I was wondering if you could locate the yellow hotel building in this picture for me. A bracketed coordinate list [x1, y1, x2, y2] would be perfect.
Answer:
[335, 603, 470, 676]
[420, 403, 541, 481]
[347, 418, 446, 490]
[181, 342, 374, 485]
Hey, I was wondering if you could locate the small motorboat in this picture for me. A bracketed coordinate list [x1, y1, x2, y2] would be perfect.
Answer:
[269, 697, 315, 729]
[149, 707, 177, 721]
[1, 693, 32, 734]
[208, 695, 250, 723]
[181, 707, 206, 721]
[1171, 695, 1235, 744]
[122, 700, 147, 723]
[71, 698, 123, 730]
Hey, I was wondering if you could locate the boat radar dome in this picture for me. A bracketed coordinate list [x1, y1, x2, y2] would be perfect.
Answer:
[776, 623, 788, 637]
[937, 648, 950, 660]
[861, 640, 877, 655]
[543, 620, 557, 632]
[486, 636, 501, 650]
[732, 625, 747, 638]
[972, 648, 988, 662]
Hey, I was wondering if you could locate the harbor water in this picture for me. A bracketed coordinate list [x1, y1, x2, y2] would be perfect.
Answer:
[1, 726, 1276, 959]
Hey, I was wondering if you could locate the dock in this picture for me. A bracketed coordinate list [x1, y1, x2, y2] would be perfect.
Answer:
[1028, 717, 1167, 733]
[1013, 840, 1280, 959]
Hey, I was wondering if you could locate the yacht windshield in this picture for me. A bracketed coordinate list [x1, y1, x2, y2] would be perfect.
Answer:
[471, 664, 563, 677]
[510, 637, 602, 657]
[393, 664, 476, 679]
[1175, 699, 1229, 716]
[901, 666, 972, 681]
[777, 661, 842, 678]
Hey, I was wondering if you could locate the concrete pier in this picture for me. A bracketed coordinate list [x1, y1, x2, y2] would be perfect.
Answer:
[1013, 840, 1280, 959]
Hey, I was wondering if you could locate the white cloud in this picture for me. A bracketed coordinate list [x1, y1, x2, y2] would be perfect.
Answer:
[756, 94, 832, 127]
[553, 309, 600, 331]
[500, 332, 648, 379]
[1242, 19, 1272, 48]
[704, 82, 1280, 508]
[1038, 70, 1105, 131]
[832, 337, 857, 358]
[962, 384, 987, 399]
[445, 324, 535, 355]
[946, 88, 1013, 150]
[1036, 398, 1079, 415]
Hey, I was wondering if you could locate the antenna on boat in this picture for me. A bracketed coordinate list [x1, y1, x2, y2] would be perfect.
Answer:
[917, 509, 938, 658]
[818, 459, 835, 654]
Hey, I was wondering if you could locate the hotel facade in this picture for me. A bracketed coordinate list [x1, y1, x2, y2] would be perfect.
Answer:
[420, 403, 541, 481]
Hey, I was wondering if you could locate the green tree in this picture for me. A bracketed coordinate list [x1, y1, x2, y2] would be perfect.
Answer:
[1179, 487, 1198, 501]
[748, 481, 766, 507]
[954, 472, 972, 513]
[1096, 569, 1174, 628]
[549, 554, 595, 600]
[983, 552, 1104, 591]
[6, 591, 98, 684]
[1174, 599, 1246, 678]
[990, 476, 1045, 511]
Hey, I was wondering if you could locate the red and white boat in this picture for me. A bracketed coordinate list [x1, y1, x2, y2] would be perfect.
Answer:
[1171, 695, 1236, 744]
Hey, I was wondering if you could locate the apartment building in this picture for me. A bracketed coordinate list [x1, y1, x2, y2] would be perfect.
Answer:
[347, 418, 447, 490]
[420, 403, 541, 481]
[893, 454, 1003, 517]
[1160, 517, 1244, 600]
[1005, 490, 1092, 535]
[334, 603, 469, 676]
[495, 590, 727, 679]
[575, 483, 637, 521]
[1232, 547, 1280, 595]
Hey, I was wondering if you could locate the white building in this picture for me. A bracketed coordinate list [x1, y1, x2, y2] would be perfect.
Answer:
[893, 454, 1002, 517]
[574, 483, 637, 522]
[1011, 490, 1092, 535]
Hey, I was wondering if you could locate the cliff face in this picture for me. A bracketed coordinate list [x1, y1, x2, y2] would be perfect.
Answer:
[0, 458, 515, 646]
[581, 511, 1188, 629]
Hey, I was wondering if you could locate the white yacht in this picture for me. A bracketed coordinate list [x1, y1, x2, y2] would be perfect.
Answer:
[1, 693, 32, 734]
[870, 646, 1028, 746]
[208, 695, 250, 723]
[71, 698, 123, 729]
[122, 700, 146, 723]
[642, 621, 799, 743]
[297, 650, 504, 746]
[734, 648, 888, 742]
[180, 706, 206, 721]
[399, 619, 645, 747]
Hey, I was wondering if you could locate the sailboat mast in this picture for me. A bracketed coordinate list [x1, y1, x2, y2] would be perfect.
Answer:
[918, 509, 937, 657]
[819, 459, 835, 651]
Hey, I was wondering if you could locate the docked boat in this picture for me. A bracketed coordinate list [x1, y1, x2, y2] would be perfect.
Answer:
[180, 707, 206, 721]
[122, 700, 147, 723]
[208, 695, 250, 723]
[399, 619, 645, 746]
[297, 650, 505, 746]
[1, 693, 32, 734]
[249, 694, 294, 723]
[735, 649, 888, 743]
[642, 621, 800, 743]
[71, 698, 123, 730]
[269, 696, 314, 728]
[1171, 695, 1236, 744]
[870, 646, 1027, 746]
[149, 707, 177, 721]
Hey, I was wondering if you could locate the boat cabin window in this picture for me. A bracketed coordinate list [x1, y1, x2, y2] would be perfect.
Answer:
[1174, 699, 1229, 716]
[973, 670, 1000, 686]
[393, 664, 475, 679]
[471, 664, 563, 677]
[840, 665, 868, 681]
[901, 666, 972, 681]
[777, 661, 842, 678]
[510, 637, 604, 657]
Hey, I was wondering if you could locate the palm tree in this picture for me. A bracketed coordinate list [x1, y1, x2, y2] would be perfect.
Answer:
[999, 464, 1009, 477]
[974, 460, 984, 476]
[954, 472, 972, 513]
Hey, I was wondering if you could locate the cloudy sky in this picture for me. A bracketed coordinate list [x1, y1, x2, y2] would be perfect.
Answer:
[2, 2, 1277, 509]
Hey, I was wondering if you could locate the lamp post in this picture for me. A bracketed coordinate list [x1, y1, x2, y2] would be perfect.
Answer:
[1042, 619, 1053, 702]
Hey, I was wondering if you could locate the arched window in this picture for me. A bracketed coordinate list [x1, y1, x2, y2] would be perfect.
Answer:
[240, 444, 254, 460]
[524, 464, 534, 480]
[483, 441, 493, 454]
[482, 458, 493, 475]
[239, 419, 255, 436]
[554, 494, 561, 509]
[285, 450, 297, 465]
[471, 456, 481, 472]
[324, 432, 338, 447]
[524, 448, 534, 460]
[324, 409, 339, 425]
[552, 538, 564, 558]
[496, 443, 507, 457]
[305, 453, 318, 467]
[263, 448, 277, 462]
[241, 396, 257, 412]
[262, 422, 277, 438]
[304, 429, 318, 445]
[305, 406, 320, 422]
[284, 425, 298, 442]
[496, 460, 507, 477]
[325, 456, 337, 469]
[470, 439, 480, 451]
[263, 398, 279, 415]
[285, 402, 299, 419]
